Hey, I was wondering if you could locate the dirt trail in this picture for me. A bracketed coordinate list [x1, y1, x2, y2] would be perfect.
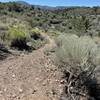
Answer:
[0, 33, 63, 100]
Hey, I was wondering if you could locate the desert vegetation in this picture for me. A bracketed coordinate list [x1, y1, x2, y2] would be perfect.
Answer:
[0, 1, 100, 100]
[55, 34, 100, 99]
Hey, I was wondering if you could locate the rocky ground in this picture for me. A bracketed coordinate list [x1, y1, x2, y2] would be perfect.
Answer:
[0, 34, 65, 100]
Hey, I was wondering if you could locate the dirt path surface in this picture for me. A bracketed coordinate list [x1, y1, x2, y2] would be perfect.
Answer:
[0, 33, 64, 100]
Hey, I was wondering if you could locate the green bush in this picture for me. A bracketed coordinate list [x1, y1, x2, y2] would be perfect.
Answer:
[5, 24, 32, 51]
[29, 28, 46, 49]
[31, 28, 42, 34]
[70, 16, 91, 33]
[8, 25, 30, 41]
[30, 39, 45, 49]
[55, 34, 99, 71]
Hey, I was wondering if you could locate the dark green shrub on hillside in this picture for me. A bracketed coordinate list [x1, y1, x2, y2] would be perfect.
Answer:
[7, 25, 31, 50]
[0, 2, 24, 13]
[69, 16, 91, 33]
[31, 28, 44, 40]
[29, 28, 46, 49]
[50, 19, 62, 24]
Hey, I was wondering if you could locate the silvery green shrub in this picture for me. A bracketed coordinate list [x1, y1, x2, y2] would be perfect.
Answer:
[56, 34, 99, 72]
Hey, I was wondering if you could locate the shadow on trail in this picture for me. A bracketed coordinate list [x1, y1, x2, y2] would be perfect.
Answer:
[0, 44, 11, 60]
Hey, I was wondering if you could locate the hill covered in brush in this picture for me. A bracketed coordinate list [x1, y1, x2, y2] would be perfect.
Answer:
[0, 2, 100, 51]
